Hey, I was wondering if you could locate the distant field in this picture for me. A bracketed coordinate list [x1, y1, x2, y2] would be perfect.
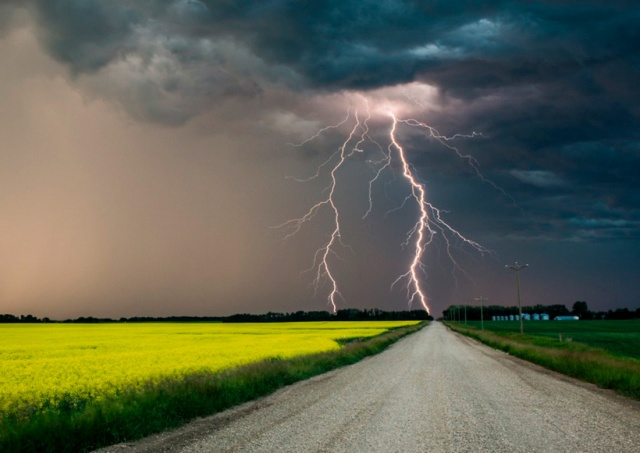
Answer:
[0, 321, 417, 418]
[460, 320, 640, 360]
[447, 319, 640, 403]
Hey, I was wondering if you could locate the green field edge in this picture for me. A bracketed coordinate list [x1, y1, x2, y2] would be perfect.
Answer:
[444, 321, 640, 401]
[1, 321, 426, 453]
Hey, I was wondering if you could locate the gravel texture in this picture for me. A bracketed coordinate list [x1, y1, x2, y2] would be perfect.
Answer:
[97, 322, 640, 452]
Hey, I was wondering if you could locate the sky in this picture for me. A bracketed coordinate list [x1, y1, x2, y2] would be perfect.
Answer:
[0, 1, 639, 319]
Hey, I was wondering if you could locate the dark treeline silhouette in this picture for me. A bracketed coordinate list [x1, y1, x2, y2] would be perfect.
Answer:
[605, 307, 640, 320]
[0, 314, 226, 324]
[120, 316, 224, 323]
[225, 309, 431, 323]
[0, 314, 53, 323]
[444, 304, 570, 320]
[443, 301, 640, 321]
[0, 308, 432, 324]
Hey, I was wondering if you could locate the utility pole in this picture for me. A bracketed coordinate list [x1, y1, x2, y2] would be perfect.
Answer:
[464, 302, 467, 325]
[475, 296, 488, 330]
[506, 262, 528, 334]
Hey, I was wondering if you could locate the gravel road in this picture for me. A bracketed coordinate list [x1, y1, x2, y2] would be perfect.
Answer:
[98, 322, 640, 452]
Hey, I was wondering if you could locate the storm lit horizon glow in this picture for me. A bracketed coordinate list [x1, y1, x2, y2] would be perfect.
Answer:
[0, 2, 638, 319]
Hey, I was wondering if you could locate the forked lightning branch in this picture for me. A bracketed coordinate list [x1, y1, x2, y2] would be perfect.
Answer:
[276, 102, 490, 314]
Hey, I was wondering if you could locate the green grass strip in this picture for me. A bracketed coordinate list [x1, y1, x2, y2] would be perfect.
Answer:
[1, 322, 425, 453]
[446, 322, 640, 401]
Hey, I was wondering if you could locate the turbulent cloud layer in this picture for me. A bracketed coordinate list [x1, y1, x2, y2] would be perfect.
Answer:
[1, 1, 639, 316]
[12, 1, 637, 237]
[12, 2, 638, 120]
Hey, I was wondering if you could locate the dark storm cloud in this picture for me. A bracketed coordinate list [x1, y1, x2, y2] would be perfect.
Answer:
[12, 1, 640, 242]
[22, 4, 637, 122]
[22, 1, 640, 117]
[32, 0, 139, 72]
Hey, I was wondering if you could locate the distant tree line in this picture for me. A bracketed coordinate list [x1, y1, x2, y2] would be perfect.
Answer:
[0, 314, 227, 324]
[0, 314, 54, 323]
[443, 301, 640, 321]
[0, 308, 432, 324]
[225, 309, 431, 322]
[119, 316, 225, 323]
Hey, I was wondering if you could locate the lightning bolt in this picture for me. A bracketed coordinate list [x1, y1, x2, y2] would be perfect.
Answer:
[277, 100, 496, 314]
[386, 112, 491, 313]
[387, 114, 431, 311]
[275, 107, 369, 312]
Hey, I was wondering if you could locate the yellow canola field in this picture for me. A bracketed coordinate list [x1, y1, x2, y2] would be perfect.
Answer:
[0, 321, 417, 415]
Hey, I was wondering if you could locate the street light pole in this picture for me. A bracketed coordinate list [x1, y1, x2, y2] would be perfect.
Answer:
[475, 296, 488, 330]
[506, 262, 528, 334]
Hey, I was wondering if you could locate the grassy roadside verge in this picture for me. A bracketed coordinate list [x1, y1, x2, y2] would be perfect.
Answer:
[445, 322, 640, 400]
[1, 321, 426, 453]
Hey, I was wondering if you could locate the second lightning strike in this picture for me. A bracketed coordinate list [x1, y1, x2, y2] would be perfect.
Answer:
[277, 100, 491, 315]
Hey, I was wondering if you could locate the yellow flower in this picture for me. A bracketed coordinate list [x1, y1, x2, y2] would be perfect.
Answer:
[0, 321, 417, 416]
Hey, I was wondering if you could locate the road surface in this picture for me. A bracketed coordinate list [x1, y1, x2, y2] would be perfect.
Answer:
[98, 322, 640, 452]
